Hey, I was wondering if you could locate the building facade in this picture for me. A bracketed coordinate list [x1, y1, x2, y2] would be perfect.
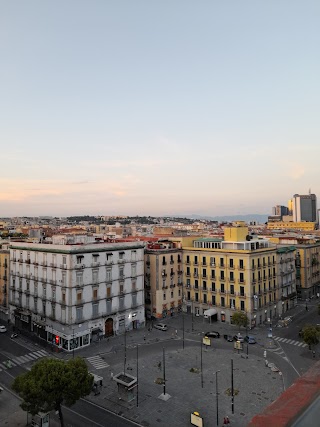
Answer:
[182, 226, 295, 327]
[9, 241, 145, 352]
[295, 243, 320, 299]
[292, 193, 317, 223]
[0, 248, 10, 321]
[145, 240, 183, 319]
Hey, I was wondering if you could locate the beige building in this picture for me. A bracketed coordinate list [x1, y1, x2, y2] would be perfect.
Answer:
[145, 240, 183, 319]
[295, 243, 320, 299]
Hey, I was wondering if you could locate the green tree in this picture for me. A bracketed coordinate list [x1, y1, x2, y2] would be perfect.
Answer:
[232, 311, 248, 332]
[12, 357, 94, 427]
[301, 324, 320, 349]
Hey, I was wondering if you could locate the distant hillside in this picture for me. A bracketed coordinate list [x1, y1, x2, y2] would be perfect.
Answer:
[187, 214, 269, 224]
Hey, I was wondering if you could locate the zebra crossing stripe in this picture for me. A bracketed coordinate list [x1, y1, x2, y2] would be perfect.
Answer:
[302, 343, 307, 347]
[27, 353, 39, 360]
[297, 342, 303, 347]
[287, 340, 295, 344]
[277, 337, 285, 342]
[33, 351, 46, 357]
[0, 364, 6, 370]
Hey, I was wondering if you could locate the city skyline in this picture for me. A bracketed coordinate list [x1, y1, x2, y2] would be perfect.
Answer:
[1, 1, 320, 217]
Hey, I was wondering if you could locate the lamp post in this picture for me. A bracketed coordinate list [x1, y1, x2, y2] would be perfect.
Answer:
[163, 347, 166, 396]
[72, 328, 75, 359]
[182, 306, 185, 350]
[200, 333, 203, 388]
[191, 300, 194, 332]
[214, 370, 220, 426]
[136, 345, 139, 407]
[231, 360, 234, 414]
[123, 324, 127, 374]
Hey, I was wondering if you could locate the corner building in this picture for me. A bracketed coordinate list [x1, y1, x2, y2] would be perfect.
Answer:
[182, 225, 295, 326]
[9, 241, 145, 352]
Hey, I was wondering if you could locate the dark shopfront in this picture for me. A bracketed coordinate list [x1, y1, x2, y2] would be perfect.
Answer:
[14, 310, 31, 333]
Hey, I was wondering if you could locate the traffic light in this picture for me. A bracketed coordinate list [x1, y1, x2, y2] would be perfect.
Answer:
[55, 335, 59, 345]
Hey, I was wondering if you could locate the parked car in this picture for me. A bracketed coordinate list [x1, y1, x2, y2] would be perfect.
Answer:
[223, 334, 234, 342]
[153, 323, 168, 331]
[204, 331, 220, 338]
[0, 326, 7, 333]
[233, 334, 244, 343]
[244, 335, 256, 344]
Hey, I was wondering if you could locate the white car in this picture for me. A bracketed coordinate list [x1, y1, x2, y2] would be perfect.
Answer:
[153, 323, 168, 331]
[0, 326, 7, 333]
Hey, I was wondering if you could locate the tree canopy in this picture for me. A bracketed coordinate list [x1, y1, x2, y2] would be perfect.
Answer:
[12, 357, 94, 427]
[231, 312, 248, 331]
[301, 324, 320, 349]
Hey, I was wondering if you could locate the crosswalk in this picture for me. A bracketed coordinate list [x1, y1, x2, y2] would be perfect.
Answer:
[87, 355, 109, 370]
[273, 336, 307, 348]
[0, 349, 49, 371]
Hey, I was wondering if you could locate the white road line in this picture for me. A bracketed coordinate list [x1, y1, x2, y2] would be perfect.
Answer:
[33, 351, 46, 357]
[287, 340, 295, 345]
[297, 342, 303, 347]
[0, 364, 7, 370]
[27, 353, 39, 359]
[38, 350, 48, 356]
[302, 343, 307, 347]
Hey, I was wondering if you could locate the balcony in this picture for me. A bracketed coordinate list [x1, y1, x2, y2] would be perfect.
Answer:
[219, 264, 225, 268]
[49, 279, 56, 285]
[162, 261, 167, 266]
[161, 273, 167, 278]
[91, 262, 100, 267]
[170, 284, 175, 289]
[18, 258, 23, 263]
[105, 260, 113, 266]
[75, 264, 85, 269]
[177, 282, 183, 287]
[177, 258, 182, 263]
[118, 258, 126, 264]
[170, 272, 175, 276]
[60, 264, 67, 269]
[170, 260, 174, 265]
[177, 271, 183, 275]
[25, 259, 31, 264]
[75, 299, 84, 305]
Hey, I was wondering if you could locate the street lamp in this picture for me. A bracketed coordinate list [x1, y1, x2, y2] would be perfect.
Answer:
[214, 370, 220, 426]
[200, 333, 203, 388]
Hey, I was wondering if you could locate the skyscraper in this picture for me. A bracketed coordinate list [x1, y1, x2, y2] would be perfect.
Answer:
[292, 193, 317, 222]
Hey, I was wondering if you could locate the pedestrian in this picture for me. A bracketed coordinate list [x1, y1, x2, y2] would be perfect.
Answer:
[143, 334, 146, 341]
[306, 305, 308, 311]
[175, 329, 178, 336]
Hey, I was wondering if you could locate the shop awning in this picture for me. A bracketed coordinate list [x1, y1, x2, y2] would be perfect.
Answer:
[203, 308, 217, 318]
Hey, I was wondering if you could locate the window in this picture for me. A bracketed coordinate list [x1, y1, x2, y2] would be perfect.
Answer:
[132, 281, 136, 292]
[119, 297, 124, 310]
[92, 303, 99, 317]
[92, 269, 98, 284]
[202, 268, 207, 277]
[43, 285, 46, 297]
[187, 291, 190, 301]
[62, 272, 66, 286]
[194, 256, 198, 265]
[51, 304, 55, 320]
[62, 292, 66, 303]
[106, 286, 111, 298]
[202, 257, 206, 266]
[106, 269, 112, 282]
[221, 296, 225, 307]
[186, 267, 190, 276]
[220, 258, 224, 267]
[171, 292, 173, 298]
[240, 300, 245, 311]
[76, 255, 83, 265]
[119, 266, 124, 279]
[132, 293, 137, 307]
[119, 252, 125, 260]
[220, 271, 225, 280]
[239, 272, 244, 283]
[131, 250, 136, 261]
[210, 257, 215, 266]
[221, 283, 225, 293]
[203, 280, 207, 291]
[194, 279, 199, 289]
[230, 298, 235, 309]
[211, 269, 215, 279]
[120, 283, 124, 295]
[211, 282, 216, 292]
[163, 293, 166, 300]
[34, 282, 38, 296]
[212, 295, 216, 305]
[77, 291, 82, 303]
[229, 259, 234, 268]
[240, 286, 245, 296]
[62, 256, 67, 265]
[194, 268, 198, 277]
[131, 264, 136, 277]
[230, 284, 234, 295]
[186, 255, 190, 264]
[195, 292, 199, 302]
[76, 272, 83, 287]
[106, 299, 112, 314]
[230, 271, 234, 282]
[239, 259, 244, 269]
[93, 288, 98, 300]
[203, 294, 207, 304]
[52, 287, 56, 301]
[76, 307, 83, 322]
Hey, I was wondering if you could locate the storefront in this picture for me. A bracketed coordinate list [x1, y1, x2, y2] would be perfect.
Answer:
[46, 328, 91, 352]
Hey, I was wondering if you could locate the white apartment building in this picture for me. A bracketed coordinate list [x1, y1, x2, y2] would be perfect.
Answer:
[9, 241, 145, 352]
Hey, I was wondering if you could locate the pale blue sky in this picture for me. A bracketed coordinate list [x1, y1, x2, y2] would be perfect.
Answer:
[1, 1, 320, 217]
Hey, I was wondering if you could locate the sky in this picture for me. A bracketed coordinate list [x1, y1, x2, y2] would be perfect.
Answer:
[1, 1, 320, 218]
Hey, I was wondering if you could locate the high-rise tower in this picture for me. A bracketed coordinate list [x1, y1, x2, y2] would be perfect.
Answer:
[292, 193, 317, 222]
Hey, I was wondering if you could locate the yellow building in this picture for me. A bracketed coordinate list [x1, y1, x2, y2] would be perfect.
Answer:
[267, 221, 316, 231]
[295, 243, 320, 299]
[0, 249, 10, 321]
[145, 241, 183, 319]
[182, 226, 296, 326]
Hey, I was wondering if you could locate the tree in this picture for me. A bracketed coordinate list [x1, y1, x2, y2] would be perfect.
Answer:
[231, 312, 248, 332]
[301, 324, 320, 350]
[12, 357, 94, 427]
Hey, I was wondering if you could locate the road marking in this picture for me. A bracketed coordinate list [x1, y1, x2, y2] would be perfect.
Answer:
[87, 356, 109, 370]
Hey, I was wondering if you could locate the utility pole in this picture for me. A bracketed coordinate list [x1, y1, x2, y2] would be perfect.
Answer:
[215, 370, 220, 426]
[231, 359, 234, 414]
[200, 333, 203, 388]
[182, 308, 185, 349]
[136, 345, 139, 407]
[123, 326, 127, 374]
[163, 347, 166, 396]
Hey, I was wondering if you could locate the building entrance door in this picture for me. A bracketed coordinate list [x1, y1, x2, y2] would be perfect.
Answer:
[105, 318, 114, 337]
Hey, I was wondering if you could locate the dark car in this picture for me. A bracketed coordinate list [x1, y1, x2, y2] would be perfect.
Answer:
[205, 331, 220, 338]
[244, 335, 256, 344]
[223, 334, 233, 342]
